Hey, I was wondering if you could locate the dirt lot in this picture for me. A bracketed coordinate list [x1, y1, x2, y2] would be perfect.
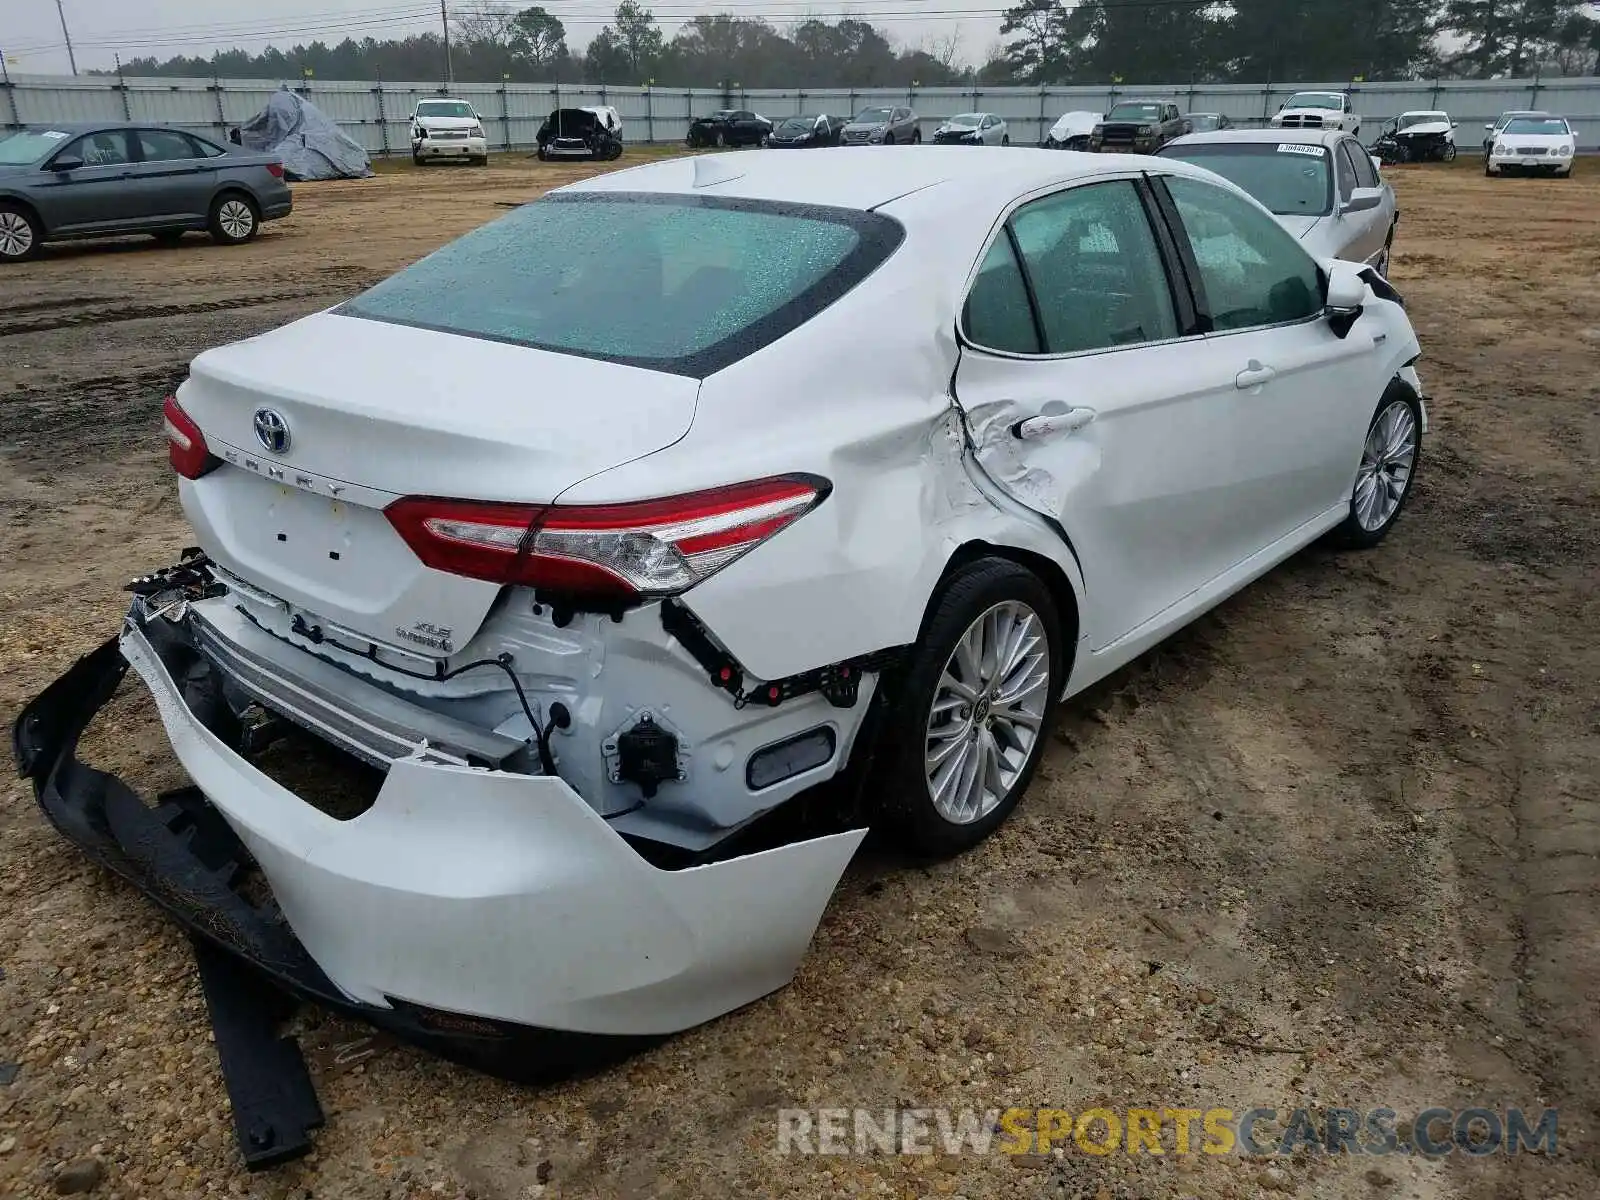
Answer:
[1, 153, 1597, 1200]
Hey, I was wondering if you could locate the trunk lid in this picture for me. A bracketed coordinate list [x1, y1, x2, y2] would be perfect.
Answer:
[176, 311, 699, 656]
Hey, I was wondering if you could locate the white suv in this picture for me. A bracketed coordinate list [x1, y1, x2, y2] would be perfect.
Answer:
[410, 97, 488, 166]
[1271, 91, 1361, 135]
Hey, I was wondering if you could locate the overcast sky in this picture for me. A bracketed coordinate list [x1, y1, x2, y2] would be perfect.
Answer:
[4, 1, 1009, 75]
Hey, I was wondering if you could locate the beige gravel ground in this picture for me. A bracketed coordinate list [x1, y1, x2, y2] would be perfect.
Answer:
[1, 152, 1597, 1200]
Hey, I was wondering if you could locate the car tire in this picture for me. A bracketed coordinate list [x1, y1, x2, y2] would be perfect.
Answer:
[1556, 167, 1572, 179]
[913, 130, 922, 144]
[0, 202, 42, 262]
[1329, 383, 1423, 550]
[883, 132, 896, 146]
[473, 155, 489, 167]
[208, 193, 259, 246]
[1442, 142, 1457, 162]
[1002, 134, 1010, 146]
[869, 558, 1063, 859]
[412, 152, 424, 166]
[714, 130, 726, 148]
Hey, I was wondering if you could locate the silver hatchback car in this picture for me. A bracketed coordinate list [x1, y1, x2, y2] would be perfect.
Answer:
[1158, 127, 1399, 276]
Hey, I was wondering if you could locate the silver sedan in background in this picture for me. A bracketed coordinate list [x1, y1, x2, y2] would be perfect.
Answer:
[0, 121, 292, 263]
[1158, 127, 1399, 276]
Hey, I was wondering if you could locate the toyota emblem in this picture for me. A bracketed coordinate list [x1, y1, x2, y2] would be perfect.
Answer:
[253, 408, 291, 454]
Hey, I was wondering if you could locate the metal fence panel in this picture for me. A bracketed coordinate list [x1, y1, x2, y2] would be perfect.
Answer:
[4, 72, 1597, 151]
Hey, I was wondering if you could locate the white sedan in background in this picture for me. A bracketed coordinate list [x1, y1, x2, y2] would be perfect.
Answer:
[1159, 128, 1400, 275]
[20, 149, 1427, 1070]
[1486, 114, 1578, 178]
[932, 112, 1009, 145]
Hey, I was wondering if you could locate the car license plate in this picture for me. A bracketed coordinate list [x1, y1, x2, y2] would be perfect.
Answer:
[1522, 158, 1541, 167]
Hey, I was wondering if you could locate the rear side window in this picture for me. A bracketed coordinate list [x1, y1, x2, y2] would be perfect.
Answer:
[963, 235, 1039, 355]
[137, 129, 201, 162]
[1009, 181, 1180, 354]
[339, 193, 904, 378]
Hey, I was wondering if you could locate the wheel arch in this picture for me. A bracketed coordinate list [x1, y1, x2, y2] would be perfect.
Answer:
[932, 539, 1081, 685]
[209, 184, 260, 214]
[0, 192, 47, 236]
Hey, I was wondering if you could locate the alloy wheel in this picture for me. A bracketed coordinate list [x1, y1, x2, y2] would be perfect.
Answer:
[924, 601, 1051, 825]
[1353, 400, 1418, 532]
[218, 199, 255, 240]
[0, 210, 35, 258]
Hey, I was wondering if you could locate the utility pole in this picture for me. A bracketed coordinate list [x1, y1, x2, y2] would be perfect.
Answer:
[56, 0, 79, 75]
[439, 0, 454, 88]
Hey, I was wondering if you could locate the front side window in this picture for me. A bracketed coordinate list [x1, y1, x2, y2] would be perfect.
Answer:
[1334, 142, 1358, 198]
[1156, 141, 1332, 217]
[136, 129, 200, 162]
[339, 193, 903, 378]
[61, 131, 130, 167]
[1347, 140, 1379, 188]
[1009, 181, 1179, 355]
[1164, 175, 1323, 333]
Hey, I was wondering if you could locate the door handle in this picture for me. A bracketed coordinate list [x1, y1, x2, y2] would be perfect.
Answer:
[1235, 360, 1277, 390]
[1012, 408, 1095, 441]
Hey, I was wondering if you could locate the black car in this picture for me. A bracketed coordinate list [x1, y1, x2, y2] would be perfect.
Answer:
[1090, 100, 1189, 153]
[767, 114, 845, 148]
[686, 110, 773, 149]
[535, 108, 623, 162]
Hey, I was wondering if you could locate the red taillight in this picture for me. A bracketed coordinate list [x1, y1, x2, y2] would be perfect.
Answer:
[163, 394, 218, 480]
[265, 162, 285, 179]
[385, 476, 828, 600]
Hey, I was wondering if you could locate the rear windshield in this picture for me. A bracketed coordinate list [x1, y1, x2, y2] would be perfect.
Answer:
[1158, 142, 1333, 216]
[339, 193, 904, 378]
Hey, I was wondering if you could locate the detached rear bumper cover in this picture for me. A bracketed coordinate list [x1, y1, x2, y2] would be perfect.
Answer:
[13, 616, 865, 1072]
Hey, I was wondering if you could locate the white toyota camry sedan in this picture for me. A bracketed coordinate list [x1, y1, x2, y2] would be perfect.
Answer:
[17, 148, 1427, 1072]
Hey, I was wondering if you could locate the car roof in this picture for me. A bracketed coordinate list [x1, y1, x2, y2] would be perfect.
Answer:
[18, 120, 176, 133]
[563, 146, 1229, 213]
[1110, 97, 1175, 104]
[1164, 127, 1351, 149]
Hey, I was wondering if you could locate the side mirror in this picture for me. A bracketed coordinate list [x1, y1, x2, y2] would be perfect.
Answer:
[49, 155, 84, 173]
[1451, 121, 1458, 128]
[1370, 155, 1384, 175]
[1323, 262, 1366, 338]
[1341, 186, 1385, 215]
[1484, 123, 1494, 130]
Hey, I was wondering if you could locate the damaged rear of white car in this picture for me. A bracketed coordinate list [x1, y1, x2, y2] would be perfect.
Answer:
[15, 152, 1428, 1138]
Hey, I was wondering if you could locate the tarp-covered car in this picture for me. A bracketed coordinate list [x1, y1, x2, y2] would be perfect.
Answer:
[235, 88, 373, 181]
[536, 107, 624, 161]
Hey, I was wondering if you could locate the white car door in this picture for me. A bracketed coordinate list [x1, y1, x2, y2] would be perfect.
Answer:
[952, 176, 1268, 650]
[1327, 139, 1384, 264]
[1153, 172, 1387, 543]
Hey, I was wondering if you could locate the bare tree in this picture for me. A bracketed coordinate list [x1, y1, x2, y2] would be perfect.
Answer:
[453, 2, 518, 47]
